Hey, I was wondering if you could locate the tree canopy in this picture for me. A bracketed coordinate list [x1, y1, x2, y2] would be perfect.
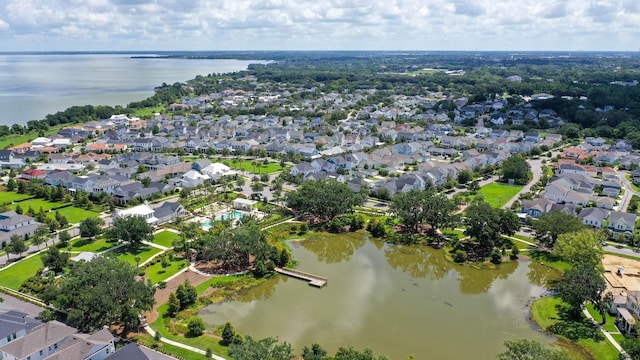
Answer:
[43, 256, 155, 333]
[229, 336, 294, 360]
[390, 188, 457, 235]
[554, 262, 606, 318]
[78, 217, 104, 239]
[464, 201, 520, 256]
[552, 229, 604, 268]
[497, 339, 569, 360]
[106, 215, 153, 244]
[500, 154, 529, 185]
[534, 211, 585, 249]
[286, 179, 365, 222]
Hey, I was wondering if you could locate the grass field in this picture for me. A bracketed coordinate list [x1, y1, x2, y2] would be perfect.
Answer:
[477, 182, 524, 208]
[133, 333, 209, 360]
[47, 206, 100, 224]
[0, 125, 65, 150]
[9, 198, 70, 212]
[111, 244, 162, 266]
[153, 231, 179, 248]
[531, 296, 620, 360]
[222, 159, 286, 174]
[585, 303, 618, 333]
[0, 255, 43, 290]
[69, 237, 117, 253]
[0, 191, 33, 204]
[145, 258, 187, 284]
[129, 105, 165, 119]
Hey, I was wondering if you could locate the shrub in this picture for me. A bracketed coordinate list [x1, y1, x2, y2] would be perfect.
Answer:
[510, 245, 519, 259]
[298, 223, 308, 235]
[490, 248, 503, 264]
[187, 317, 206, 337]
[453, 250, 467, 263]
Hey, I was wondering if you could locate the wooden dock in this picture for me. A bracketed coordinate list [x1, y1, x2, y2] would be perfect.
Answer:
[275, 267, 327, 288]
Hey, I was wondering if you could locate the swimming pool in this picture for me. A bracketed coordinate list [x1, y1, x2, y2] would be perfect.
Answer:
[201, 211, 244, 230]
[215, 211, 244, 221]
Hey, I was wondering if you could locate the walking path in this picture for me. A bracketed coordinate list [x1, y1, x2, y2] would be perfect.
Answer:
[582, 307, 629, 359]
[143, 325, 227, 360]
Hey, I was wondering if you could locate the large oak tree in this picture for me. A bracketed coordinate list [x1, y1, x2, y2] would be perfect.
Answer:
[286, 179, 365, 222]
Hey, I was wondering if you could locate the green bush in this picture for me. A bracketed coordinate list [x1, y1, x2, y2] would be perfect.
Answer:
[453, 250, 467, 263]
[187, 317, 206, 337]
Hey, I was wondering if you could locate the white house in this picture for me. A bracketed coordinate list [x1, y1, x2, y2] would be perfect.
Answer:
[181, 170, 210, 188]
[200, 163, 236, 181]
[113, 204, 158, 225]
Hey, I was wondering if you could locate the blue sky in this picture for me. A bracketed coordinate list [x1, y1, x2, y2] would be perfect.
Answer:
[0, 0, 638, 51]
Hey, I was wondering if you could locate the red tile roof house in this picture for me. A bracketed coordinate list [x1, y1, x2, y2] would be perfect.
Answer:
[19, 168, 47, 181]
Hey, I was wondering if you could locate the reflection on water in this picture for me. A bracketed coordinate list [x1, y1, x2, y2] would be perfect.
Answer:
[200, 233, 557, 359]
[299, 233, 366, 263]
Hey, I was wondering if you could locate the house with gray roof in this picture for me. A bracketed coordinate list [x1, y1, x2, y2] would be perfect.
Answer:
[608, 211, 637, 233]
[0, 310, 42, 347]
[578, 207, 609, 228]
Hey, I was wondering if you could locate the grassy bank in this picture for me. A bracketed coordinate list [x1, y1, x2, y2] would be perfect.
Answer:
[530, 296, 619, 360]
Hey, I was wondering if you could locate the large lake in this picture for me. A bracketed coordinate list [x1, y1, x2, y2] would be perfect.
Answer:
[0, 54, 264, 126]
[200, 234, 559, 359]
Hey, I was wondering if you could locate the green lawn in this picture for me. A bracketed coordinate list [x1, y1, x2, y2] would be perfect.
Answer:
[586, 303, 619, 333]
[477, 182, 524, 208]
[0, 191, 33, 204]
[111, 244, 163, 266]
[529, 251, 571, 272]
[152, 303, 230, 358]
[9, 199, 70, 212]
[531, 296, 620, 360]
[223, 159, 286, 174]
[144, 258, 188, 284]
[47, 206, 100, 224]
[153, 231, 179, 248]
[0, 125, 65, 150]
[69, 237, 117, 253]
[0, 255, 43, 290]
[133, 333, 209, 360]
[129, 105, 165, 119]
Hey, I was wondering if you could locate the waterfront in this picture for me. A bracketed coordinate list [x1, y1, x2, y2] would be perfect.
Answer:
[0, 53, 264, 126]
[200, 234, 559, 359]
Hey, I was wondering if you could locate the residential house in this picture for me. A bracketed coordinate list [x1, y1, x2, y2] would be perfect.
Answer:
[578, 207, 609, 228]
[608, 211, 637, 233]
[0, 311, 41, 347]
[181, 170, 210, 188]
[114, 204, 158, 225]
[520, 198, 554, 218]
[153, 202, 186, 225]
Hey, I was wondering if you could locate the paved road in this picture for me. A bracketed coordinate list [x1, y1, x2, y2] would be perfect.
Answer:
[616, 171, 639, 212]
[0, 227, 80, 266]
[0, 292, 44, 318]
[502, 156, 545, 210]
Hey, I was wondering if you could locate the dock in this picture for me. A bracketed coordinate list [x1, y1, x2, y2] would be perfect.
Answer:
[275, 267, 327, 288]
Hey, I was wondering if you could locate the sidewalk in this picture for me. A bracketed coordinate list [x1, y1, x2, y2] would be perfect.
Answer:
[144, 325, 227, 360]
[582, 307, 629, 359]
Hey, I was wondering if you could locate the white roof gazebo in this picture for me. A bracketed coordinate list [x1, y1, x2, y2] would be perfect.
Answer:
[233, 198, 258, 211]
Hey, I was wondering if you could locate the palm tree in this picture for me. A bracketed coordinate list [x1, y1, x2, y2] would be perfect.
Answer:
[135, 256, 141, 268]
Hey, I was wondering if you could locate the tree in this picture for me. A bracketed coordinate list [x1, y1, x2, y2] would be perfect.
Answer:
[41, 246, 70, 273]
[500, 154, 529, 184]
[7, 178, 16, 191]
[79, 217, 103, 239]
[43, 256, 155, 333]
[302, 343, 328, 360]
[464, 201, 504, 255]
[187, 316, 206, 337]
[222, 322, 236, 345]
[286, 179, 365, 222]
[167, 292, 181, 317]
[534, 211, 585, 249]
[55, 211, 68, 229]
[553, 230, 604, 267]
[106, 216, 153, 244]
[176, 279, 198, 310]
[334, 347, 389, 360]
[31, 225, 49, 250]
[554, 262, 606, 318]
[7, 236, 27, 258]
[457, 169, 473, 185]
[390, 188, 456, 235]
[497, 339, 569, 360]
[58, 230, 71, 245]
[229, 336, 294, 360]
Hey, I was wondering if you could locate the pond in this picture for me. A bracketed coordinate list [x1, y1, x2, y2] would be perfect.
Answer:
[200, 233, 559, 359]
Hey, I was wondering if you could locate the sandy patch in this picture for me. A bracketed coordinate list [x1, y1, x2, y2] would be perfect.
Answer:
[145, 269, 210, 323]
[602, 254, 640, 294]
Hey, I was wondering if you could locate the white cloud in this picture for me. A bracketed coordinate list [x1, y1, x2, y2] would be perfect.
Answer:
[0, 0, 635, 51]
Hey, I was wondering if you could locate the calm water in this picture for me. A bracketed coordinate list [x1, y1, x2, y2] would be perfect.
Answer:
[0, 54, 264, 126]
[200, 235, 559, 359]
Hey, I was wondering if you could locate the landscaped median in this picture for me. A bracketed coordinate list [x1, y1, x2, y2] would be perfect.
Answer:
[530, 296, 620, 359]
